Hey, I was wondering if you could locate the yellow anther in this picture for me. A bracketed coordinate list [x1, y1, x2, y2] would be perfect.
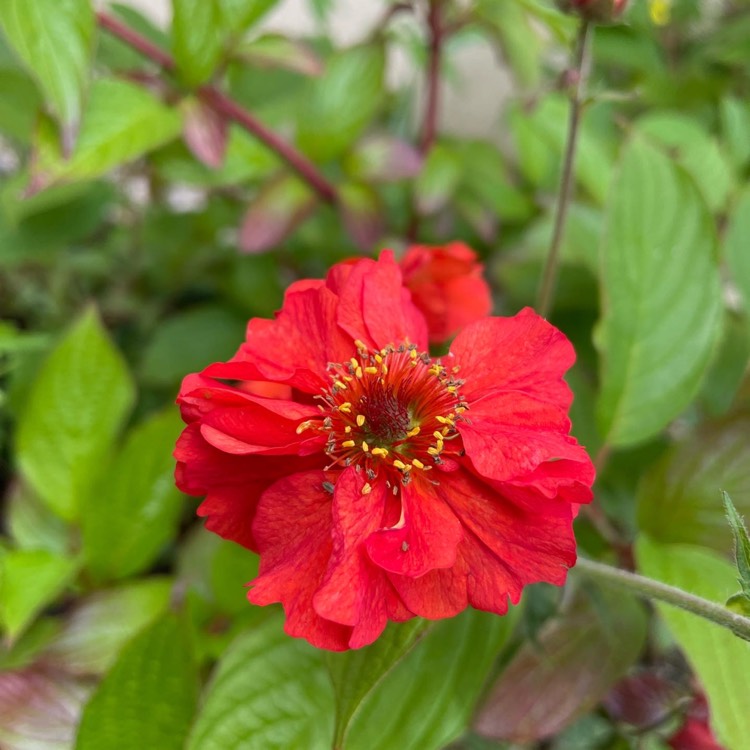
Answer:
[333, 380, 347, 390]
[436, 438, 444, 451]
[441, 426, 450, 436]
[343, 375, 353, 382]
[427, 447, 441, 456]
[447, 386, 458, 394]
[362, 441, 369, 452]
[381, 365, 388, 375]
[455, 406, 467, 414]
[406, 426, 421, 438]
[433, 431, 444, 441]
[361, 483, 372, 495]
[452, 366, 460, 373]
[393, 459, 407, 470]
[410, 349, 417, 360]
[374, 354, 383, 363]
[354, 339, 367, 350]
[356, 414, 366, 427]
[364, 366, 378, 375]
[380, 348, 388, 356]
[339, 402, 352, 413]
[371, 447, 388, 457]
[355, 367, 363, 378]
[342, 440, 356, 448]
[412, 458, 425, 470]
[344, 426, 352, 433]
[350, 358, 359, 369]
[296, 421, 312, 434]
[436, 416, 453, 425]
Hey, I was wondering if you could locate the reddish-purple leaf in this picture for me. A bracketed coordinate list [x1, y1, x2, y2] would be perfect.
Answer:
[347, 135, 423, 182]
[235, 34, 324, 77]
[474, 590, 647, 743]
[604, 670, 684, 730]
[239, 174, 317, 254]
[182, 98, 228, 169]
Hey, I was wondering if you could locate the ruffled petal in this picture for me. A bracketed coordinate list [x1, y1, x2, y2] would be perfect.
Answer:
[365, 481, 463, 577]
[387, 562, 468, 619]
[450, 308, 575, 404]
[248, 471, 353, 651]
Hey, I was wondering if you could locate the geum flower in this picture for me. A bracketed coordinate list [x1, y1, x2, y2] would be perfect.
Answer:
[175, 252, 595, 650]
[400, 241, 492, 344]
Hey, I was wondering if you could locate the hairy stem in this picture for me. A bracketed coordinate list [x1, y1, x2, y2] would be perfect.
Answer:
[575, 557, 750, 641]
[536, 21, 592, 317]
[96, 11, 338, 204]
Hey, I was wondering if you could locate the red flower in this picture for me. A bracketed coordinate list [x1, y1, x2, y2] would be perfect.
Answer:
[175, 252, 594, 650]
[668, 693, 726, 750]
[400, 242, 492, 343]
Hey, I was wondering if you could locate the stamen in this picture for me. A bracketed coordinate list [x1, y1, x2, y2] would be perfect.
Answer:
[342, 440, 356, 448]
[356, 414, 366, 427]
[361, 482, 372, 495]
[339, 402, 352, 413]
[361, 441, 369, 452]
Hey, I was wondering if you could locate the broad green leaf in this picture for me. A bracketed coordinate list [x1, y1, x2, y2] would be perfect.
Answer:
[172, 0, 225, 86]
[720, 96, 750, 171]
[297, 45, 385, 162]
[346, 608, 518, 750]
[16, 308, 135, 521]
[474, 590, 647, 743]
[6, 482, 69, 555]
[81, 409, 183, 581]
[209, 540, 259, 615]
[724, 184, 750, 312]
[596, 137, 723, 447]
[140, 306, 246, 388]
[635, 538, 750, 750]
[328, 619, 430, 749]
[0, 0, 93, 129]
[0, 65, 42, 143]
[76, 614, 198, 750]
[43, 578, 172, 675]
[636, 112, 735, 213]
[219, 0, 280, 30]
[636, 413, 750, 552]
[414, 142, 462, 215]
[187, 615, 334, 750]
[55, 78, 182, 182]
[0, 549, 78, 642]
[724, 492, 750, 599]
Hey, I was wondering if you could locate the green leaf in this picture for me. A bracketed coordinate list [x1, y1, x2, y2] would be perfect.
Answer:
[327, 619, 430, 749]
[297, 45, 385, 162]
[414, 142, 462, 215]
[720, 97, 750, 171]
[76, 614, 198, 750]
[724, 184, 750, 313]
[596, 137, 723, 448]
[172, 0, 225, 86]
[636, 413, 750, 553]
[6, 482, 70, 555]
[81, 409, 184, 581]
[0, 0, 93, 129]
[0, 549, 78, 642]
[44, 578, 173, 675]
[187, 615, 334, 750]
[16, 307, 135, 521]
[54, 78, 182, 183]
[345, 608, 518, 750]
[723, 491, 750, 599]
[474, 589, 647, 743]
[636, 112, 735, 214]
[635, 537, 750, 750]
[219, 0, 280, 30]
[0, 64, 42, 143]
[209, 540, 259, 615]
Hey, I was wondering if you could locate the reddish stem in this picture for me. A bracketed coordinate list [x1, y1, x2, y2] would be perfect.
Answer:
[95, 11, 338, 204]
[420, 0, 443, 154]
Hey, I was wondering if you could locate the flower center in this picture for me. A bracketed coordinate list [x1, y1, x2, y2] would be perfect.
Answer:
[297, 340, 466, 494]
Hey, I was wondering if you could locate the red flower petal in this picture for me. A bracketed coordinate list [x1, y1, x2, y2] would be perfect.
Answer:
[249, 471, 353, 651]
[365, 481, 463, 577]
[450, 308, 575, 404]
[387, 563, 468, 619]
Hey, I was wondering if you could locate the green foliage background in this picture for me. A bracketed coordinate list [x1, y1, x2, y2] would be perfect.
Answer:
[1, 0, 749, 748]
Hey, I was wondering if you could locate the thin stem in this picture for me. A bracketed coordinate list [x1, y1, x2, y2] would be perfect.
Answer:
[95, 11, 338, 205]
[420, 0, 443, 154]
[536, 21, 592, 317]
[575, 557, 750, 641]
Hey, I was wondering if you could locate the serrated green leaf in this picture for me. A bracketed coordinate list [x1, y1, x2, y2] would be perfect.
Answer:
[0, 549, 78, 642]
[55, 78, 182, 182]
[596, 137, 723, 448]
[187, 615, 334, 750]
[16, 307, 135, 521]
[81, 409, 184, 581]
[723, 491, 750, 599]
[635, 538, 750, 750]
[44, 578, 172, 675]
[0, 0, 93, 128]
[172, 0, 225, 86]
[724, 184, 750, 313]
[636, 413, 750, 552]
[76, 614, 198, 750]
[346, 608, 518, 750]
[328, 619, 430, 748]
[297, 45, 385, 162]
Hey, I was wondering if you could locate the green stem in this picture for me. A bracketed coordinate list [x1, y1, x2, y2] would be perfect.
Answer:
[575, 557, 750, 641]
[536, 20, 592, 317]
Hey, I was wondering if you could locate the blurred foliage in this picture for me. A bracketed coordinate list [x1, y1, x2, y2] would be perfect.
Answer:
[1, 0, 750, 748]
